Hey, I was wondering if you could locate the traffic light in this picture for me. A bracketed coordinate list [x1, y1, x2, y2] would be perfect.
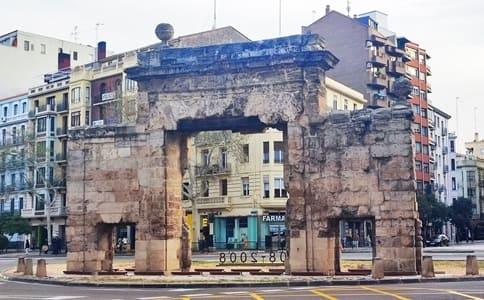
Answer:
[202, 217, 208, 228]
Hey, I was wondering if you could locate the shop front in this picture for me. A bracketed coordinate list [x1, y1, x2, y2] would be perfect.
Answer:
[260, 213, 286, 250]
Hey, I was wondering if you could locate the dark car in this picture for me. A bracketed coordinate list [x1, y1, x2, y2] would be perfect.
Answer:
[425, 234, 449, 247]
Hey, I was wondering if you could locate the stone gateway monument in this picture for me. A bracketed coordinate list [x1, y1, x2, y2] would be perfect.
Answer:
[66, 30, 420, 275]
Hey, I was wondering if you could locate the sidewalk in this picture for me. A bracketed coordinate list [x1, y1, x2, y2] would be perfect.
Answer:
[2, 255, 484, 288]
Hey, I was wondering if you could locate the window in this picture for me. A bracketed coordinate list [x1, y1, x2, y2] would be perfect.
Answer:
[343, 99, 348, 110]
[36, 167, 45, 185]
[86, 87, 91, 104]
[126, 78, 137, 91]
[20, 125, 25, 142]
[10, 173, 16, 187]
[451, 159, 455, 171]
[47, 96, 55, 107]
[450, 140, 455, 152]
[263, 176, 270, 198]
[71, 87, 80, 104]
[12, 127, 16, 144]
[73, 51, 78, 60]
[420, 90, 426, 100]
[423, 163, 429, 173]
[182, 182, 189, 200]
[40, 44, 46, 54]
[202, 149, 209, 167]
[422, 145, 429, 155]
[332, 95, 338, 110]
[263, 141, 269, 163]
[50, 116, 55, 135]
[421, 108, 427, 118]
[201, 180, 209, 197]
[415, 161, 422, 171]
[50, 140, 55, 161]
[452, 177, 456, 190]
[415, 142, 422, 153]
[274, 177, 287, 198]
[36, 141, 46, 161]
[37, 117, 47, 133]
[22, 102, 26, 113]
[407, 66, 418, 77]
[274, 141, 284, 163]
[13, 104, 18, 115]
[353, 103, 357, 110]
[220, 147, 228, 169]
[71, 111, 80, 127]
[220, 179, 228, 196]
[412, 104, 420, 115]
[242, 177, 250, 196]
[3, 106, 7, 117]
[85, 111, 90, 126]
[24, 40, 30, 51]
[242, 144, 249, 162]
[1, 129, 5, 145]
[35, 194, 45, 211]
[421, 126, 428, 136]
[412, 86, 419, 95]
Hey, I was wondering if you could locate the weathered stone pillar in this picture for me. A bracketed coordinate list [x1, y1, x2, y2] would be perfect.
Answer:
[24, 258, 33, 275]
[36, 259, 47, 277]
[16, 257, 25, 273]
[421, 255, 435, 278]
[372, 257, 384, 279]
[466, 255, 479, 275]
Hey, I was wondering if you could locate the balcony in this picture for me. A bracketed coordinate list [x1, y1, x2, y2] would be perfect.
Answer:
[385, 45, 406, 57]
[259, 197, 288, 209]
[428, 117, 435, 128]
[56, 101, 69, 112]
[367, 73, 387, 90]
[28, 104, 56, 118]
[195, 196, 231, 210]
[56, 152, 67, 162]
[21, 206, 67, 218]
[369, 34, 386, 46]
[426, 65, 432, 76]
[369, 52, 386, 67]
[195, 164, 231, 176]
[56, 127, 68, 137]
[386, 61, 406, 77]
[426, 82, 432, 93]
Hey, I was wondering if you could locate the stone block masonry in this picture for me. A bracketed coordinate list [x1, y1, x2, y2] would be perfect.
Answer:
[66, 32, 419, 275]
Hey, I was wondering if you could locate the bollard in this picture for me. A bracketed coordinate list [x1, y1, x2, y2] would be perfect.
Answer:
[36, 259, 47, 278]
[16, 257, 25, 273]
[466, 255, 479, 276]
[421, 255, 435, 278]
[371, 257, 384, 279]
[24, 258, 33, 276]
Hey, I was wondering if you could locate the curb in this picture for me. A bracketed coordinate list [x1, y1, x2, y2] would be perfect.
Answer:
[3, 273, 484, 289]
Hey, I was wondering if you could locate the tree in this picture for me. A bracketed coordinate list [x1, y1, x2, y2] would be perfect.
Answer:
[0, 213, 31, 236]
[449, 197, 473, 242]
[0, 128, 65, 251]
[417, 192, 449, 241]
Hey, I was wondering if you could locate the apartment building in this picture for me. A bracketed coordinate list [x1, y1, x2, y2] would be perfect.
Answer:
[303, 8, 407, 108]
[184, 77, 367, 251]
[466, 133, 484, 159]
[0, 94, 30, 247]
[0, 30, 97, 99]
[25, 72, 70, 247]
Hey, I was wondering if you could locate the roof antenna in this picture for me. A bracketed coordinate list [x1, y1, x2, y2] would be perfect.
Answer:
[71, 25, 78, 42]
[346, 0, 351, 16]
[212, 0, 217, 30]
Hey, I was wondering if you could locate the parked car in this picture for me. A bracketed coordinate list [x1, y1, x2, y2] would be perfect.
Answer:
[425, 234, 449, 247]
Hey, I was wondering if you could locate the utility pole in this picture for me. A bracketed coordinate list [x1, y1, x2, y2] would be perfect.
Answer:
[212, 0, 217, 30]
[278, 0, 282, 36]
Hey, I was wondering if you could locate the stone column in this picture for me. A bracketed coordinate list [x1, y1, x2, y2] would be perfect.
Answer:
[16, 257, 25, 273]
[466, 255, 479, 275]
[24, 258, 33, 275]
[36, 259, 47, 277]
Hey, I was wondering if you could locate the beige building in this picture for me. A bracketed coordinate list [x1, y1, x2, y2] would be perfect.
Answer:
[184, 77, 366, 251]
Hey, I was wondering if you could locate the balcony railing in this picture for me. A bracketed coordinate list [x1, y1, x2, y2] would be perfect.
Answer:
[195, 196, 231, 209]
[367, 73, 387, 89]
[56, 101, 69, 112]
[56, 153, 67, 162]
[56, 127, 68, 136]
[21, 206, 67, 218]
[195, 164, 231, 176]
[369, 52, 386, 67]
[387, 61, 406, 77]
[426, 82, 432, 93]
[385, 45, 405, 57]
[259, 197, 288, 209]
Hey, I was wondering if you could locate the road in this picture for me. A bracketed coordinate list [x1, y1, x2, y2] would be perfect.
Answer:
[0, 279, 484, 299]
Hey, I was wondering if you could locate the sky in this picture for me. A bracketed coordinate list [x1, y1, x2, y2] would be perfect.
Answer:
[1, 0, 483, 152]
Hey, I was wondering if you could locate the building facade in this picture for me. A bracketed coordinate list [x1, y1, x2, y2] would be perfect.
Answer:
[0, 94, 30, 248]
[0, 30, 97, 99]
[466, 133, 484, 159]
[184, 77, 367, 251]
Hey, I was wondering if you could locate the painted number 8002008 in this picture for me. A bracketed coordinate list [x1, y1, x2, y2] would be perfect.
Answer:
[218, 251, 287, 264]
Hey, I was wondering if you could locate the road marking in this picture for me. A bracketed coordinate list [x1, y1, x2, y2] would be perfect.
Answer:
[182, 294, 212, 297]
[169, 288, 198, 292]
[447, 290, 484, 300]
[250, 292, 265, 300]
[361, 286, 410, 300]
[137, 297, 171, 300]
[221, 291, 249, 294]
[44, 297, 87, 300]
[311, 289, 338, 300]
[259, 289, 283, 293]
[290, 286, 313, 290]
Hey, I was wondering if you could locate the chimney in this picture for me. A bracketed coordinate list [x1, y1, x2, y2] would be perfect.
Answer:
[97, 41, 106, 60]
[325, 5, 330, 15]
[58, 51, 70, 71]
[475, 132, 479, 141]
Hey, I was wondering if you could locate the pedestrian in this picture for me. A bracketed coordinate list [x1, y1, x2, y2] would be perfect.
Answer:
[25, 239, 30, 254]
